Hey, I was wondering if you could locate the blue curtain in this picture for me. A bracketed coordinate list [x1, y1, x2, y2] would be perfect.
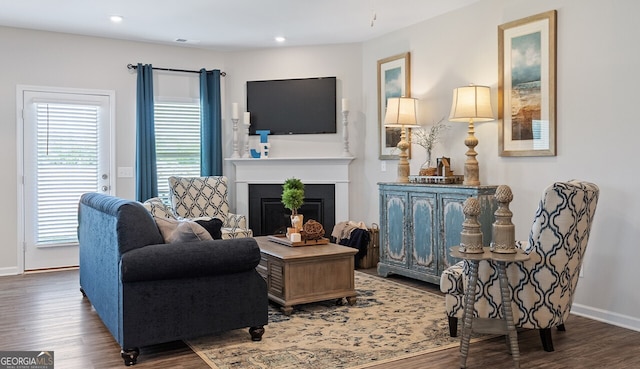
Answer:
[200, 69, 222, 176]
[135, 63, 158, 202]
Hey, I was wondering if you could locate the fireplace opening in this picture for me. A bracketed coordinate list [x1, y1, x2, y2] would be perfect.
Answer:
[249, 184, 335, 237]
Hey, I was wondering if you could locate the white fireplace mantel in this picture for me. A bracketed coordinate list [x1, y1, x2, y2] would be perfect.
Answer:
[226, 156, 355, 228]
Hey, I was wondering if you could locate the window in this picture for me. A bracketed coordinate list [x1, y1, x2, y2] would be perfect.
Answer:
[154, 102, 201, 199]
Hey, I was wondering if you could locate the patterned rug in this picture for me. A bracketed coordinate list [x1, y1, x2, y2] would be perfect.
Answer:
[186, 272, 465, 369]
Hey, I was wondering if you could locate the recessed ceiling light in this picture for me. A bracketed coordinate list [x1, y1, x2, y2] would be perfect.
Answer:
[275, 36, 286, 43]
[110, 15, 123, 23]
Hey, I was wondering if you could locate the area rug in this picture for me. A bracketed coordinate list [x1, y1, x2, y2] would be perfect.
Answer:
[186, 272, 463, 369]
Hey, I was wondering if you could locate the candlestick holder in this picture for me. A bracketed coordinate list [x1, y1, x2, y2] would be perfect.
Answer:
[342, 110, 352, 157]
[242, 121, 251, 158]
[231, 118, 240, 158]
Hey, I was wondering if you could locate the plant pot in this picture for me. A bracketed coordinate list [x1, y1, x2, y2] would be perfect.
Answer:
[290, 214, 304, 232]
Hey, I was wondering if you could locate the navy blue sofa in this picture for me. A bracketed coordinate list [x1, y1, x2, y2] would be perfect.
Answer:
[78, 192, 268, 365]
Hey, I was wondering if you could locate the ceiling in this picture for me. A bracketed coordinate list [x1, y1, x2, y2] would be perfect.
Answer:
[0, 0, 480, 51]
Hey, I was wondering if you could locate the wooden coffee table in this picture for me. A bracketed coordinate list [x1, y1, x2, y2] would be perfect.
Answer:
[254, 236, 358, 315]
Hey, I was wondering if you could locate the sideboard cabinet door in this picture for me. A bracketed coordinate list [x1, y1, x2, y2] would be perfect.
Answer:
[379, 190, 408, 269]
[409, 192, 437, 277]
[378, 183, 497, 284]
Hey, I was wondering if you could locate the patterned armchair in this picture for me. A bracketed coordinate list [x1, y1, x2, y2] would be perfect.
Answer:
[168, 176, 253, 239]
[440, 180, 599, 351]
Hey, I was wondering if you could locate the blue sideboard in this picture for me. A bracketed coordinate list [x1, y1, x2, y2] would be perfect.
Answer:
[377, 183, 498, 284]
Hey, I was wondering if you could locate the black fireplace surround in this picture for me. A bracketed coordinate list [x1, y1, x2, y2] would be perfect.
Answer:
[248, 184, 335, 237]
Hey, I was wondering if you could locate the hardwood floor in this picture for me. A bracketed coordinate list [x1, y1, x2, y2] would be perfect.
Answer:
[1, 268, 638, 368]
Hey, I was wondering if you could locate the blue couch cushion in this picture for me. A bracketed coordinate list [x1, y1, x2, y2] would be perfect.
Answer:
[120, 237, 261, 282]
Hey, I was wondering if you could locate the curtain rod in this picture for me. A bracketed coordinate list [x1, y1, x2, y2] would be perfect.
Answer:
[127, 63, 226, 76]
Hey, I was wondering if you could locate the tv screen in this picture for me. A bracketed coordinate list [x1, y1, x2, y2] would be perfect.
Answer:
[247, 77, 337, 135]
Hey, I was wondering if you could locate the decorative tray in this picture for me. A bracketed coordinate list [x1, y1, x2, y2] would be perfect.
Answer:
[408, 175, 464, 184]
[267, 234, 330, 247]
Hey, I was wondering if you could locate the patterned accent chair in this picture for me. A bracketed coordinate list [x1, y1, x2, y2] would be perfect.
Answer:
[168, 176, 253, 239]
[440, 180, 599, 351]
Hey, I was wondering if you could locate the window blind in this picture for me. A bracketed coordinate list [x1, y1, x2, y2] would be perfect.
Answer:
[35, 103, 99, 245]
[154, 102, 201, 199]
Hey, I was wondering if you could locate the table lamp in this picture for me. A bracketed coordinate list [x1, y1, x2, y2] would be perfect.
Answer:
[448, 85, 494, 186]
[384, 97, 420, 183]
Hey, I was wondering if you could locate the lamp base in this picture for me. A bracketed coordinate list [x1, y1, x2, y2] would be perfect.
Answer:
[463, 163, 480, 186]
[463, 120, 480, 186]
[396, 129, 410, 183]
[397, 158, 410, 183]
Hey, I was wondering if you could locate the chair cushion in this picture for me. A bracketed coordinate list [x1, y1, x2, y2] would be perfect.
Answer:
[168, 176, 230, 222]
[440, 261, 464, 294]
[154, 216, 213, 243]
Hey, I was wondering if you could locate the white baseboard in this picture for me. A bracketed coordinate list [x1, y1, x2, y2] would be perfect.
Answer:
[0, 266, 20, 277]
[572, 303, 640, 332]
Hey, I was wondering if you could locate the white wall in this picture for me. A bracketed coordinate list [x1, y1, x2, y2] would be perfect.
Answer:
[0, 27, 227, 274]
[222, 44, 364, 212]
[1, 0, 639, 331]
[361, 0, 640, 330]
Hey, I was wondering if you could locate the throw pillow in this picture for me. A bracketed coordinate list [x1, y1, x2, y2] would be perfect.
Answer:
[194, 217, 224, 240]
[154, 216, 213, 243]
[143, 197, 176, 219]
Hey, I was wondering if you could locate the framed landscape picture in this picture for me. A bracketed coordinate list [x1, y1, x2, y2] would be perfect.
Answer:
[377, 52, 410, 160]
[498, 10, 557, 157]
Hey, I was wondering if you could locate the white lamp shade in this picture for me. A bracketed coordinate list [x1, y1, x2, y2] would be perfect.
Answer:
[384, 97, 419, 127]
[449, 85, 494, 122]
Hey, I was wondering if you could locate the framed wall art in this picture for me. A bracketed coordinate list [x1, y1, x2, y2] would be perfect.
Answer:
[377, 52, 410, 160]
[498, 10, 557, 157]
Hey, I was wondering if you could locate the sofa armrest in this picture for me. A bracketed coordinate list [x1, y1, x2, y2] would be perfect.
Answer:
[225, 212, 248, 229]
[120, 237, 261, 283]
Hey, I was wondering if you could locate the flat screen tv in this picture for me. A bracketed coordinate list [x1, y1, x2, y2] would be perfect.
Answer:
[247, 76, 337, 135]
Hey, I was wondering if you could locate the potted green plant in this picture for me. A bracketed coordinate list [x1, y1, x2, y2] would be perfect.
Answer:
[281, 177, 305, 232]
